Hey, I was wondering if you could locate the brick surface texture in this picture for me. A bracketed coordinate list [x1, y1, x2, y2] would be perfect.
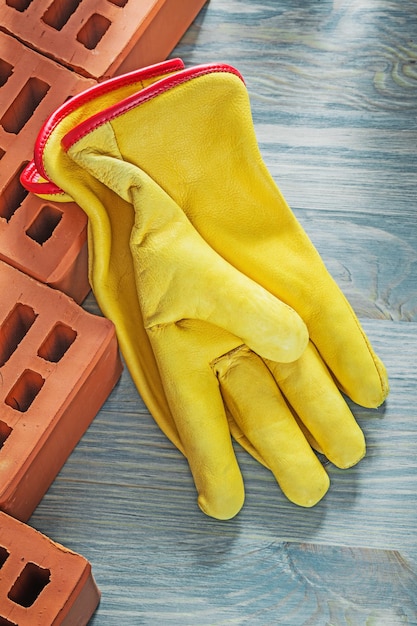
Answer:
[0, 31, 95, 300]
[0, 0, 207, 79]
[0, 511, 101, 625]
[0, 261, 122, 523]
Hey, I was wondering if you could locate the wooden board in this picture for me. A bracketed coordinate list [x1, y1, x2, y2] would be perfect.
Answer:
[28, 0, 417, 623]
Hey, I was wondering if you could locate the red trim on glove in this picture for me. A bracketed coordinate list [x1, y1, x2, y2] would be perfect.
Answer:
[62, 64, 245, 151]
[20, 60, 245, 194]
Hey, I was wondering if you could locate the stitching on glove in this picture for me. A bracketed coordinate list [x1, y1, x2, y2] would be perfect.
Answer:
[210, 344, 249, 369]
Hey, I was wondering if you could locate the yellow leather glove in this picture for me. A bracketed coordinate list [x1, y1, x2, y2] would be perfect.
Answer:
[21, 59, 389, 519]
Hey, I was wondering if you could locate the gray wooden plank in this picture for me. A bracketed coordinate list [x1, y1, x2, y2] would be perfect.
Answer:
[181, 0, 417, 119]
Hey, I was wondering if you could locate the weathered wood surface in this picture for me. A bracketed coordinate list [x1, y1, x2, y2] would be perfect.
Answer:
[29, 0, 417, 623]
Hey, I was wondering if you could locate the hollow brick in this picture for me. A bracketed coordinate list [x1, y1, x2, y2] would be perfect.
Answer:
[0, 510, 100, 625]
[0, 261, 123, 522]
[0, 30, 94, 301]
[0, 0, 207, 80]
[0, 193, 90, 304]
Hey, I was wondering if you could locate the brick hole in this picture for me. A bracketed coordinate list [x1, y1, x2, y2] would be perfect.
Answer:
[0, 546, 10, 568]
[5, 369, 45, 412]
[0, 303, 37, 367]
[0, 421, 13, 450]
[38, 322, 77, 362]
[25, 203, 63, 245]
[0, 617, 17, 626]
[8, 562, 51, 608]
[0, 59, 14, 87]
[77, 14, 111, 49]
[107, 0, 128, 6]
[0, 163, 29, 222]
[42, 0, 82, 31]
[1, 77, 50, 134]
[5, 0, 33, 11]
[0, 148, 5, 160]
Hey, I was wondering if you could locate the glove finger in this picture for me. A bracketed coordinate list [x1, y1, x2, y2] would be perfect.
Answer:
[148, 322, 246, 521]
[266, 341, 366, 470]
[213, 345, 330, 508]
[302, 285, 389, 410]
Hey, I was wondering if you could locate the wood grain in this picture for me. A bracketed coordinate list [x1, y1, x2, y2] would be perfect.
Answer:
[28, 0, 417, 623]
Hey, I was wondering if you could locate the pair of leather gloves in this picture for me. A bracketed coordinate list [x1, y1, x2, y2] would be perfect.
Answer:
[22, 58, 389, 519]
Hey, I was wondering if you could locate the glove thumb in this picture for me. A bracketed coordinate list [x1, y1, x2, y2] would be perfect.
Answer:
[67, 126, 309, 364]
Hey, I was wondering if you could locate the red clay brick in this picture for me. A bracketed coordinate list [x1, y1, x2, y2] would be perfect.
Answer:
[0, 0, 207, 80]
[0, 261, 123, 522]
[0, 31, 94, 301]
[0, 193, 90, 304]
[0, 511, 100, 625]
